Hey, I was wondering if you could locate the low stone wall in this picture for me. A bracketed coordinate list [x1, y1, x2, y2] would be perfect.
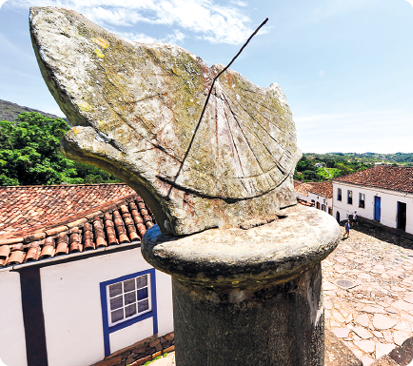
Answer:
[93, 332, 175, 366]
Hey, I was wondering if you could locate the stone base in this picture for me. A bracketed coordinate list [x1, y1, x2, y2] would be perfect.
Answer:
[173, 264, 324, 366]
[143, 205, 341, 366]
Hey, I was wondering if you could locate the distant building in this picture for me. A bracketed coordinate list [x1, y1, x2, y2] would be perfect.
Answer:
[0, 184, 173, 366]
[332, 166, 413, 233]
[315, 163, 324, 168]
[294, 180, 333, 214]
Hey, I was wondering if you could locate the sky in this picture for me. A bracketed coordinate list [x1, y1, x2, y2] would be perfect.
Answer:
[0, 0, 413, 153]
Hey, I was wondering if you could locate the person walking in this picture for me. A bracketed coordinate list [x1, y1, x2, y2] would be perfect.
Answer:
[343, 220, 350, 238]
[352, 211, 358, 226]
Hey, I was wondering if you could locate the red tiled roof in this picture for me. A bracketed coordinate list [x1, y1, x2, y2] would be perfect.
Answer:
[0, 184, 155, 267]
[307, 181, 333, 199]
[294, 180, 333, 199]
[333, 166, 413, 194]
[297, 198, 314, 207]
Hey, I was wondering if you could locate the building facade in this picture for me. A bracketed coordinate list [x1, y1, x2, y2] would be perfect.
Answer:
[0, 184, 174, 366]
[294, 180, 333, 214]
[332, 166, 413, 234]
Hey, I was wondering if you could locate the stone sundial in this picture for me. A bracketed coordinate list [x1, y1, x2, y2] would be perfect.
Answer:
[30, 7, 302, 236]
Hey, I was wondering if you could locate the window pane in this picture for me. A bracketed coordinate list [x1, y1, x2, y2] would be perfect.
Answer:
[138, 288, 148, 300]
[110, 295, 123, 310]
[138, 299, 149, 313]
[137, 275, 148, 289]
[111, 309, 124, 323]
[125, 291, 136, 305]
[109, 283, 122, 298]
[124, 279, 135, 292]
[125, 304, 137, 318]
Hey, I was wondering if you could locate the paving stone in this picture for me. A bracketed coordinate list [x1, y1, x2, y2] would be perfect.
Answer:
[355, 314, 370, 327]
[324, 281, 340, 291]
[353, 327, 373, 339]
[373, 331, 383, 338]
[401, 311, 413, 323]
[354, 340, 375, 353]
[332, 328, 351, 338]
[373, 315, 397, 330]
[394, 321, 411, 332]
[362, 306, 386, 314]
[325, 301, 333, 310]
[335, 255, 348, 263]
[332, 310, 346, 323]
[391, 286, 406, 292]
[385, 307, 398, 314]
[375, 343, 396, 359]
[393, 331, 410, 346]
[382, 331, 393, 343]
[391, 300, 413, 312]
[361, 355, 375, 365]
[404, 294, 413, 304]
[354, 258, 366, 264]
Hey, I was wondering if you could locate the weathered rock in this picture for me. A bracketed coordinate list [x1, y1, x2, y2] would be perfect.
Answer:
[30, 7, 301, 236]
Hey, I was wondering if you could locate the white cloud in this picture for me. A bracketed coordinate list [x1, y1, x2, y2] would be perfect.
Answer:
[405, 0, 413, 7]
[6, 0, 254, 44]
[113, 29, 185, 44]
[0, 0, 8, 9]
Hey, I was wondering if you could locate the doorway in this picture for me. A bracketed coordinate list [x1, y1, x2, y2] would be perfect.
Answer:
[374, 196, 381, 222]
[397, 202, 406, 231]
[336, 211, 340, 223]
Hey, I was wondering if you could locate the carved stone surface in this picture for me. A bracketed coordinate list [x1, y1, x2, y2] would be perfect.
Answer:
[30, 7, 302, 236]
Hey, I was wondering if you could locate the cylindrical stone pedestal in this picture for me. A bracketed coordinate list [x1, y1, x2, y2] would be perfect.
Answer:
[142, 205, 340, 366]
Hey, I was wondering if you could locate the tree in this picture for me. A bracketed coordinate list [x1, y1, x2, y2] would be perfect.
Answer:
[0, 112, 121, 186]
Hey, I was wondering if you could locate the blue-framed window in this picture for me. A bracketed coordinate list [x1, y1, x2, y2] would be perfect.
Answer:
[100, 269, 158, 357]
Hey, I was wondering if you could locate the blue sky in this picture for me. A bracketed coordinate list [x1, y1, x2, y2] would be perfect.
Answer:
[0, 0, 412, 153]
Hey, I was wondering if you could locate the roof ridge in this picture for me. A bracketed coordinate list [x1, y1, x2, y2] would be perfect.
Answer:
[0, 183, 128, 189]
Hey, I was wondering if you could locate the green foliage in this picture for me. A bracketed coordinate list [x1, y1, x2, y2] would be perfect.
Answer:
[0, 112, 121, 186]
[294, 153, 375, 182]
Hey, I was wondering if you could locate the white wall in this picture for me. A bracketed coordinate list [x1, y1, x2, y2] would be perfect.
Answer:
[308, 192, 332, 214]
[109, 318, 153, 353]
[333, 182, 413, 234]
[0, 270, 27, 366]
[155, 271, 174, 336]
[40, 247, 173, 366]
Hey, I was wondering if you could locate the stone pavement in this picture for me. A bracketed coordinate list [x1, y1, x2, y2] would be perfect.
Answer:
[147, 222, 413, 366]
[323, 222, 413, 366]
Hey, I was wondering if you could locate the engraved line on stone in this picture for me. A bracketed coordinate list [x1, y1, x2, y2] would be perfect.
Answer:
[222, 96, 246, 177]
[171, 18, 269, 191]
[225, 101, 287, 177]
[228, 93, 288, 157]
[221, 93, 265, 176]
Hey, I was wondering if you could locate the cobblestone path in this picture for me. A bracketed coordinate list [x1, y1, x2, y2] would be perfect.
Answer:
[323, 223, 413, 365]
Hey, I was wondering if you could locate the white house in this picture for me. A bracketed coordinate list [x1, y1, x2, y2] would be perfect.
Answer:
[332, 166, 413, 233]
[0, 184, 174, 366]
[294, 180, 333, 214]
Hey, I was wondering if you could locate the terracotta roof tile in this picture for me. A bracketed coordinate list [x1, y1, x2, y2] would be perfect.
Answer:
[0, 183, 136, 239]
[294, 180, 333, 199]
[333, 166, 413, 194]
[0, 183, 156, 267]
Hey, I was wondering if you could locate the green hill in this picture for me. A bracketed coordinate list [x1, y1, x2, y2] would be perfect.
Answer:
[0, 99, 65, 122]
